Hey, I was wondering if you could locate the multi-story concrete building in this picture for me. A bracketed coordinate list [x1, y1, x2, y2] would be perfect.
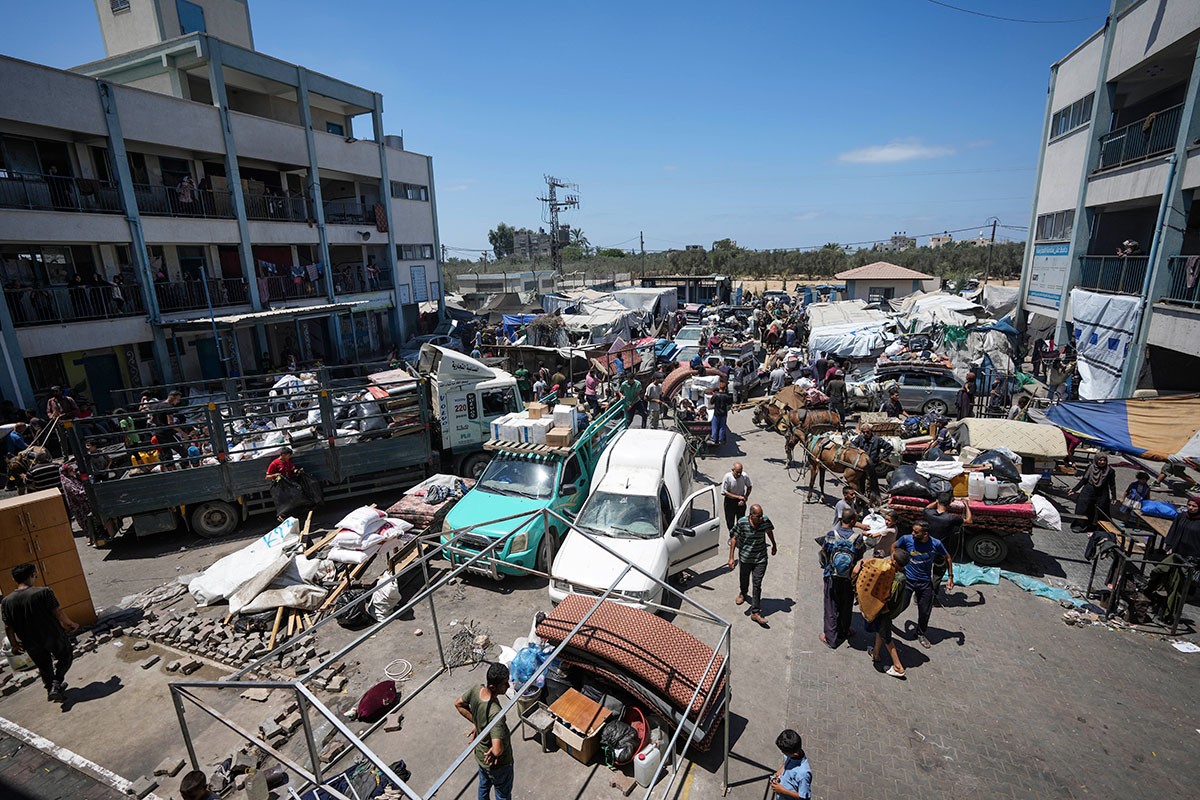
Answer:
[874, 233, 916, 252]
[0, 0, 444, 411]
[511, 226, 568, 261]
[1017, 0, 1200, 394]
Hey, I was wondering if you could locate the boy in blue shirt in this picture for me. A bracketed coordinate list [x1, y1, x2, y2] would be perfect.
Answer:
[769, 729, 811, 800]
[894, 521, 955, 649]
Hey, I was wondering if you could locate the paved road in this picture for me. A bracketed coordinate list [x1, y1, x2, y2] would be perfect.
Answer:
[0, 730, 127, 800]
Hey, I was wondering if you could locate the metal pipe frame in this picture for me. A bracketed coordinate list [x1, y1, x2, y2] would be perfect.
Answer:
[172, 505, 732, 800]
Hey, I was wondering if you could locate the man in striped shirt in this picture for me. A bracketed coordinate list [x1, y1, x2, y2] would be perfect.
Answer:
[727, 504, 777, 626]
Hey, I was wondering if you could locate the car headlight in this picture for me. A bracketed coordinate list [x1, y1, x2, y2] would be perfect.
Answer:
[551, 579, 570, 592]
[440, 519, 453, 536]
[510, 532, 528, 553]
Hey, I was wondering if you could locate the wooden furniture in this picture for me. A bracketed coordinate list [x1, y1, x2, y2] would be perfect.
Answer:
[0, 489, 96, 625]
[547, 688, 612, 764]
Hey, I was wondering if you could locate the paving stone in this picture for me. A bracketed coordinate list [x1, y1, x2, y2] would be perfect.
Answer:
[241, 687, 272, 702]
[166, 659, 184, 673]
[130, 775, 158, 799]
[139, 655, 161, 670]
[153, 756, 185, 777]
[131, 641, 149, 651]
[180, 659, 204, 675]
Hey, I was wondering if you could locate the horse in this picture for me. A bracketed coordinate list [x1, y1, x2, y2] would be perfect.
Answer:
[796, 432, 869, 503]
[780, 407, 843, 462]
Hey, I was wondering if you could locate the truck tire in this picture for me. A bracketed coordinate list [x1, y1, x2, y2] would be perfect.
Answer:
[538, 527, 558, 575]
[966, 532, 1008, 566]
[192, 501, 239, 539]
[460, 452, 492, 480]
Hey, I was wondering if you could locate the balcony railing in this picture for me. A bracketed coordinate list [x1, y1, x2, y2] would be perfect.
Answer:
[258, 273, 328, 304]
[1096, 103, 1183, 171]
[332, 262, 394, 294]
[1078, 255, 1148, 295]
[0, 171, 124, 214]
[134, 183, 235, 219]
[4, 283, 146, 327]
[244, 191, 308, 223]
[323, 198, 374, 225]
[154, 278, 249, 313]
[1164, 256, 1200, 309]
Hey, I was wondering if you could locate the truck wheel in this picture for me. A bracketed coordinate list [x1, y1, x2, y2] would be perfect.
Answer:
[192, 501, 239, 539]
[537, 527, 558, 575]
[966, 533, 1008, 566]
[460, 452, 492, 480]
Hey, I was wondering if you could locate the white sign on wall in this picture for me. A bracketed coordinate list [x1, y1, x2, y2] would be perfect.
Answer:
[1026, 243, 1071, 310]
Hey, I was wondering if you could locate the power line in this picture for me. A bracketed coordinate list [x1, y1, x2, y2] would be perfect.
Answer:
[922, 0, 1101, 25]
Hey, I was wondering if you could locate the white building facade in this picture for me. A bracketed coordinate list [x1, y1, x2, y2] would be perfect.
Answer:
[0, 0, 445, 410]
[1017, 0, 1200, 394]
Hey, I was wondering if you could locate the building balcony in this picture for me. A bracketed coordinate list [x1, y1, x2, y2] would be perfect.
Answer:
[1096, 104, 1183, 171]
[323, 198, 375, 225]
[5, 283, 146, 327]
[154, 278, 250, 314]
[133, 184, 236, 220]
[1078, 255, 1148, 295]
[1164, 256, 1200, 309]
[258, 273, 328, 305]
[0, 172, 124, 215]
[244, 191, 308, 223]
[331, 262, 394, 295]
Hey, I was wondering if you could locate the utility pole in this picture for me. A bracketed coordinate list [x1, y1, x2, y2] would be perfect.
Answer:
[441, 244, 447, 263]
[538, 175, 579, 275]
[640, 231, 645, 281]
[983, 217, 998, 286]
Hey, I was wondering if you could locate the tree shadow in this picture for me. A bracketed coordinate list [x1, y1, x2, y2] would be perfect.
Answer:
[60, 675, 123, 712]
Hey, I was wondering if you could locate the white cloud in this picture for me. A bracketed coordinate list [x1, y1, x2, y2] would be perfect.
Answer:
[838, 138, 955, 164]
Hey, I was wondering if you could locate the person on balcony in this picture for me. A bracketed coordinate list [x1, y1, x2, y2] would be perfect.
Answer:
[175, 175, 196, 215]
[1116, 239, 1142, 257]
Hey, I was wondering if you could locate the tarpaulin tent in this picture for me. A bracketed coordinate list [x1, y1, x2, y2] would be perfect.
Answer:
[1069, 288, 1142, 400]
[501, 314, 540, 337]
[1045, 395, 1200, 461]
[895, 291, 983, 331]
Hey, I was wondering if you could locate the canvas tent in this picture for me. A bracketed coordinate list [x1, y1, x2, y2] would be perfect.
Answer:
[894, 292, 984, 331]
[806, 300, 893, 358]
[1045, 395, 1200, 462]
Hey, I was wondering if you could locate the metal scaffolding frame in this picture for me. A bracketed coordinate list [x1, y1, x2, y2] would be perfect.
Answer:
[170, 507, 733, 799]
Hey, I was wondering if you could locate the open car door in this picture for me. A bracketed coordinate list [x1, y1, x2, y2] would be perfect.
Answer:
[665, 486, 720, 572]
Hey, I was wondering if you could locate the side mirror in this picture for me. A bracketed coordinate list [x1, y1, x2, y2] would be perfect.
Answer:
[675, 526, 696, 538]
[560, 484, 577, 496]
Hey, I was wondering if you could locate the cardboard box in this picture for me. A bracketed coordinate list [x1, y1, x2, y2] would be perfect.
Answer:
[553, 724, 600, 764]
[525, 401, 550, 420]
[548, 688, 611, 766]
[546, 428, 573, 448]
[552, 405, 575, 428]
[557, 396, 579, 407]
[489, 414, 513, 441]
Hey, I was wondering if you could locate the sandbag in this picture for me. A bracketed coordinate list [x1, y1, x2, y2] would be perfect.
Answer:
[971, 449, 1021, 484]
[888, 464, 933, 499]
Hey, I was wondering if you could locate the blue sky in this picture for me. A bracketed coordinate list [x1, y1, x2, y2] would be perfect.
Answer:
[6, 0, 1107, 252]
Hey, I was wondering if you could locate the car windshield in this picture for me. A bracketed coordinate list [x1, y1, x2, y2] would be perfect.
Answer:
[675, 327, 704, 344]
[477, 459, 556, 500]
[575, 491, 662, 539]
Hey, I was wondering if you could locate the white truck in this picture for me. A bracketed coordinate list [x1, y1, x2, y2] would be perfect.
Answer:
[415, 344, 524, 478]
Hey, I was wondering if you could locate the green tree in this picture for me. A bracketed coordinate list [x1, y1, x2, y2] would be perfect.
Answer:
[561, 244, 584, 261]
[569, 227, 591, 256]
[488, 223, 515, 259]
[597, 248, 627, 258]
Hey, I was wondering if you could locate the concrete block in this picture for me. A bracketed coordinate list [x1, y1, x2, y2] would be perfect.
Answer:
[611, 772, 638, 796]
[280, 712, 302, 734]
[130, 775, 159, 799]
[18, 674, 39, 688]
[259, 720, 284, 740]
[180, 659, 204, 675]
[326, 676, 347, 693]
[240, 687, 273, 702]
[153, 756, 185, 777]
[132, 641, 149, 651]
[166, 660, 184, 673]
[139, 655, 161, 670]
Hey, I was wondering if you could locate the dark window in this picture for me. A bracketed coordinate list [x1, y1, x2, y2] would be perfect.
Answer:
[561, 457, 582, 488]
[176, 0, 206, 34]
[1035, 209, 1074, 241]
[658, 485, 674, 525]
[1049, 93, 1094, 141]
[901, 374, 931, 388]
[481, 387, 516, 416]
[390, 181, 429, 201]
[325, 121, 345, 136]
[110, 0, 130, 12]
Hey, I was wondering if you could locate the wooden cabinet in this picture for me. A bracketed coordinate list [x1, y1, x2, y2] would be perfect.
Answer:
[0, 490, 96, 625]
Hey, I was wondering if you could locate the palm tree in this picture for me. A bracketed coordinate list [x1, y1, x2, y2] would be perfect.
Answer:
[570, 227, 591, 256]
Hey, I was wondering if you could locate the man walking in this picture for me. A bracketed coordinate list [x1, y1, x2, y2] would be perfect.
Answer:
[1, 563, 79, 702]
[895, 521, 955, 648]
[710, 380, 734, 446]
[721, 462, 753, 532]
[619, 374, 644, 427]
[855, 546, 911, 679]
[728, 504, 776, 626]
[923, 494, 971, 560]
[819, 510, 865, 648]
[645, 374, 665, 429]
[454, 662, 514, 800]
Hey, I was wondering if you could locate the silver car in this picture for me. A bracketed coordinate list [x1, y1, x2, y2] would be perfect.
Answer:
[881, 369, 963, 417]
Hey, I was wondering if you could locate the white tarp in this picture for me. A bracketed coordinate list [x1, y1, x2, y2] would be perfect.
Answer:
[806, 300, 893, 358]
[189, 517, 299, 606]
[1069, 288, 1142, 400]
[613, 287, 678, 315]
[895, 292, 982, 331]
[1169, 428, 1200, 465]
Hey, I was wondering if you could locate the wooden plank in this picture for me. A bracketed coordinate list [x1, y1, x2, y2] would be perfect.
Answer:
[267, 606, 284, 650]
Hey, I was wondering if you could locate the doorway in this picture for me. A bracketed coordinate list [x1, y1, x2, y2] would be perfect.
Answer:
[82, 352, 124, 412]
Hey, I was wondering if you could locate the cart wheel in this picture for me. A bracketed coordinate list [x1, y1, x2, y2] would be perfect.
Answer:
[192, 501, 239, 539]
[460, 452, 492, 480]
[966, 533, 1008, 566]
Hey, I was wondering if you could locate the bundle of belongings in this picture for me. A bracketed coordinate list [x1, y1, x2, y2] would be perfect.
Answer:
[876, 340, 953, 369]
[385, 474, 475, 531]
[328, 506, 414, 565]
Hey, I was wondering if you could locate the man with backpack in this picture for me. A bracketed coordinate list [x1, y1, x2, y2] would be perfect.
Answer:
[895, 521, 955, 649]
[819, 509, 866, 649]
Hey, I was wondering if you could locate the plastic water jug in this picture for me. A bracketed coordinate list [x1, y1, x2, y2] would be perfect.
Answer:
[634, 742, 662, 787]
[967, 472, 986, 501]
[984, 475, 1000, 500]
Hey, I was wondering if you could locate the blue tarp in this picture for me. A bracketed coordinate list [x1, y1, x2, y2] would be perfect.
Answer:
[1044, 395, 1200, 461]
[501, 314, 540, 337]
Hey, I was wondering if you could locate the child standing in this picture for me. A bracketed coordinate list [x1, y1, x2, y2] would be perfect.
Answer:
[768, 729, 812, 800]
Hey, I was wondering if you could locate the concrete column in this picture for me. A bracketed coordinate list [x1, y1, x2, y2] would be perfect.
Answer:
[372, 94, 403, 344]
[1016, 65, 1059, 330]
[207, 39, 262, 311]
[296, 68, 336, 305]
[427, 155, 447, 323]
[0, 296, 34, 408]
[96, 79, 174, 383]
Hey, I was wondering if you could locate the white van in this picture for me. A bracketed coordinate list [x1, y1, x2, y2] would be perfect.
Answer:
[548, 429, 720, 609]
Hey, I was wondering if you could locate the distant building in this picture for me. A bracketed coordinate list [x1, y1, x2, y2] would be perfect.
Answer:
[512, 226, 569, 260]
[457, 270, 556, 295]
[835, 262, 935, 302]
[874, 233, 916, 252]
[685, 244, 706, 252]
[929, 233, 954, 249]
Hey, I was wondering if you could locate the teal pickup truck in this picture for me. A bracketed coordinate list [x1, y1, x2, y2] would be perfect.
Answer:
[440, 398, 627, 578]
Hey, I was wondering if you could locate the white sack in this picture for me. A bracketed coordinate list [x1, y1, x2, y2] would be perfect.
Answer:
[189, 517, 299, 606]
[369, 576, 403, 622]
[1031, 494, 1062, 531]
[915, 461, 965, 480]
[238, 585, 328, 615]
[335, 506, 387, 537]
[328, 543, 383, 564]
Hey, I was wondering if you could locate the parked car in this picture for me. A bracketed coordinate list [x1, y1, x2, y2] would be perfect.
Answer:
[762, 290, 791, 305]
[549, 430, 720, 609]
[701, 350, 763, 395]
[876, 365, 964, 417]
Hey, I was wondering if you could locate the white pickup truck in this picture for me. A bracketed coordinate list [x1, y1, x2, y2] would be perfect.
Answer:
[548, 429, 720, 610]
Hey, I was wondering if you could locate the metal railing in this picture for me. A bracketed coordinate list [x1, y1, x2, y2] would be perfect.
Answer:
[0, 171, 124, 214]
[1078, 255, 1148, 295]
[4, 283, 146, 326]
[244, 191, 308, 222]
[1096, 103, 1183, 170]
[154, 277, 249, 312]
[1164, 256, 1200, 308]
[322, 197, 374, 225]
[258, 272, 327, 303]
[133, 183, 235, 219]
[332, 262, 393, 294]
